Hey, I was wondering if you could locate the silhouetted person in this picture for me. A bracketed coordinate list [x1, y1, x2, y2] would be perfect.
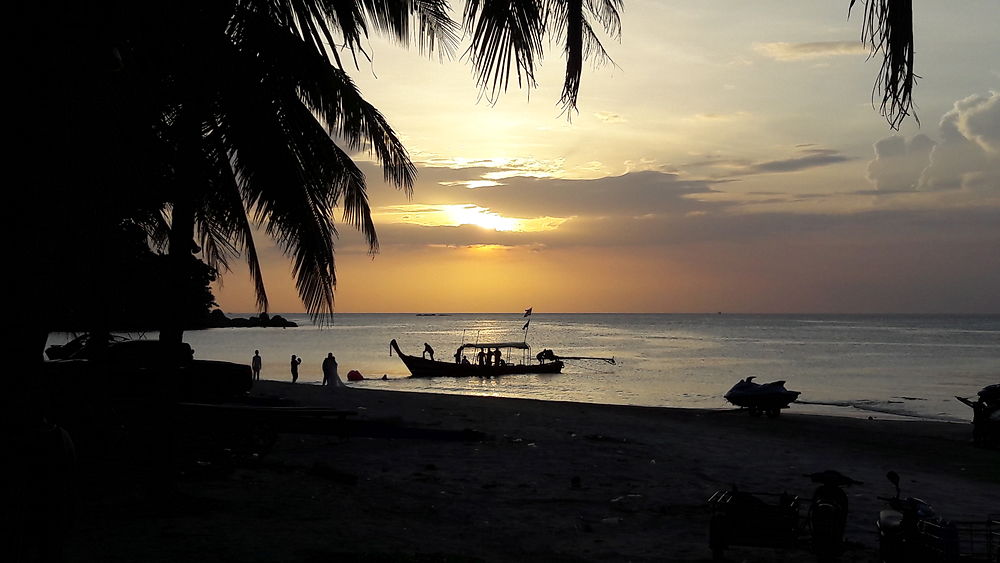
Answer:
[454, 348, 462, 364]
[461, 356, 470, 365]
[322, 353, 344, 388]
[423, 343, 435, 361]
[476, 349, 486, 366]
[537, 349, 556, 364]
[492, 348, 502, 366]
[290, 354, 301, 383]
[251, 350, 262, 380]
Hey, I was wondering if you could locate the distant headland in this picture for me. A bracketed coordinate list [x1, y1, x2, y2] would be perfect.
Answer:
[206, 310, 297, 328]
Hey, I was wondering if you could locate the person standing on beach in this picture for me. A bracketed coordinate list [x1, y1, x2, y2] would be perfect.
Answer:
[290, 354, 301, 383]
[322, 353, 345, 388]
[251, 350, 262, 380]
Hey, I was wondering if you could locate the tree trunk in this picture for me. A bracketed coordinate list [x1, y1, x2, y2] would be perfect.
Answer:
[160, 196, 196, 344]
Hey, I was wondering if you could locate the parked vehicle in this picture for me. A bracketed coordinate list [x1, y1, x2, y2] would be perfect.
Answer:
[877, 471, 999, 563]
[877, 471, 958, 562]
[723, 376, 801, 417]
[806, 470, 862, 559]
[708, 470, 859, 561]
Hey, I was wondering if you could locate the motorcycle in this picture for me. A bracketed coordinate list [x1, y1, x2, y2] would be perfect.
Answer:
[876, 470, 960, 563]
[708, 470, 860, 562]
[806, 470, 862, 559]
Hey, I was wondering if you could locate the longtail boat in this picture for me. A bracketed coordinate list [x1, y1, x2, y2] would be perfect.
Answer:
[389, 339, 563, 378]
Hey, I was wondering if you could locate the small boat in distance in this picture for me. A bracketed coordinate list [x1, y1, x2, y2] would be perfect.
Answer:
[389, 339, 563, 378]
[724, 376, 801, 417]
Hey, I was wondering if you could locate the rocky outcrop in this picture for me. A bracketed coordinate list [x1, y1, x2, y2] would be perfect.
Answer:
[207, 310, 297, 328]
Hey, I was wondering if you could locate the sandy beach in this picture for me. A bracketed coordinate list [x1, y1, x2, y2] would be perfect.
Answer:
[60, 381, 997, 562]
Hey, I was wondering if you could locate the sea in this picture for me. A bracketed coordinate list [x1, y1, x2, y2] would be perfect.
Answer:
[45, 314, 999, 422]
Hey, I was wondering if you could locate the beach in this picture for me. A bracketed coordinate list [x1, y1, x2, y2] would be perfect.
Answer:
[61, 381, 998, 563]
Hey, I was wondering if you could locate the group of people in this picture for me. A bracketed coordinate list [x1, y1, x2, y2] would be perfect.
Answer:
[455, 348, 507, 366]
[250, 349, 346, 387]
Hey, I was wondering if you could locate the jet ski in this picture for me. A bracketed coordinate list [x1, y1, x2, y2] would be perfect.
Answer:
[725, 376, 801, 417]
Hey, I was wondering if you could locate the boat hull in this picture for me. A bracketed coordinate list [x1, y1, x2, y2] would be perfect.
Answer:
[396, 352, 563, 378]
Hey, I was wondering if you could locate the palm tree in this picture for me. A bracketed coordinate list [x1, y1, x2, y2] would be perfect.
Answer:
[119, 0, 625, 342]
[27, 1, 916, 347]
[134, 1, 441, 342]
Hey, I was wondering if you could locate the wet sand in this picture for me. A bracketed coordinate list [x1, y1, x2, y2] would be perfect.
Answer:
[65, 381, 998, 562]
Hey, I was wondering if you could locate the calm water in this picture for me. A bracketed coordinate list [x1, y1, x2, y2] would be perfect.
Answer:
[47, 314, 999, 422]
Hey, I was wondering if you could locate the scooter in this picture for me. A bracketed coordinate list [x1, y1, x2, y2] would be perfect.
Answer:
[876, 471, 959, 563]
[708, 470, 861, 562]
[806, 470, 862, 559]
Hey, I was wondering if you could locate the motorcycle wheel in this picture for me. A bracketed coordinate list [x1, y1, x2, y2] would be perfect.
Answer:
[878, 533, 901, 563]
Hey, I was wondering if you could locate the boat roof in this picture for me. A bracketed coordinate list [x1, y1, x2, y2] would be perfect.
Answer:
[459, 342, 530, 351]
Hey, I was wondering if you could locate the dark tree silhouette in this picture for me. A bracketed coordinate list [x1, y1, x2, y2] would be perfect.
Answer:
[21, 1, 921, 350]
[68, 1, 624, 344]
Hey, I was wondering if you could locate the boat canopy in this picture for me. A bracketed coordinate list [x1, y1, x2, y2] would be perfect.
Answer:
[458, 342, 530, 351]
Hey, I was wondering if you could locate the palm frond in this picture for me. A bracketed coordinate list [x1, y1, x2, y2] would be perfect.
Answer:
[850, 0, 918, 129]
[195, 126, 271, 313]
[232, 9, 416, 193]
[463, 0, 546, 105]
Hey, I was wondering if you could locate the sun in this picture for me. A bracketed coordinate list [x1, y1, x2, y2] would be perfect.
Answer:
[445, 205, 518, 231]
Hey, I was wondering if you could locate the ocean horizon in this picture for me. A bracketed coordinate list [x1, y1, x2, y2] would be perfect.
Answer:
[46, 312, 999, 423]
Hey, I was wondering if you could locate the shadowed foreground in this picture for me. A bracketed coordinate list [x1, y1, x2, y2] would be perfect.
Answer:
[64, 381, 997, 562]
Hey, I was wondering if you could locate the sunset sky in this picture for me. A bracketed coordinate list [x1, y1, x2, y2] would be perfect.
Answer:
[214, 1, 1000, 314]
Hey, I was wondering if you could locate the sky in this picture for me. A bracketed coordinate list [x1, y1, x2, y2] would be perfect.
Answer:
[213, 1, 1000, 314]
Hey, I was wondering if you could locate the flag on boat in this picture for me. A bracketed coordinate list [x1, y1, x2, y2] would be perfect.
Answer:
[524, 307, 532, 317]
[523, 318, 530, 330]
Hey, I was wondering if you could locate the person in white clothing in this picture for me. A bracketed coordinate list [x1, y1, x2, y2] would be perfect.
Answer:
[322, 353, 345, 388]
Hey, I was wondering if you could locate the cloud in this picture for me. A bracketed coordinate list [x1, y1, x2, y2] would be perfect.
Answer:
[920, 92, 1000, 192]
[688, 111, 750, 122]
[418, 170, 720, 219]
[866, 134, 936, 191]
[593, 111, 627, 123]
[676, 148, 852, 178]
[864, 91, 999, 194]
[753, 41, 866, 61]
[745, 149, 852, 173]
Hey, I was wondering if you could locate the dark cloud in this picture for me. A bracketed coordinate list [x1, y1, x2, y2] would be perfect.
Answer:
[362, 165, 722, 219]
[352, 193, 1000, 255]
[678, 148, 853, 178]
[745, 149, 852, 173]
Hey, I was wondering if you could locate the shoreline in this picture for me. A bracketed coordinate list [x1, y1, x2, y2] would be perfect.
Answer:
[264, 377, 976, 424]
[64, 381, 998, 562]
